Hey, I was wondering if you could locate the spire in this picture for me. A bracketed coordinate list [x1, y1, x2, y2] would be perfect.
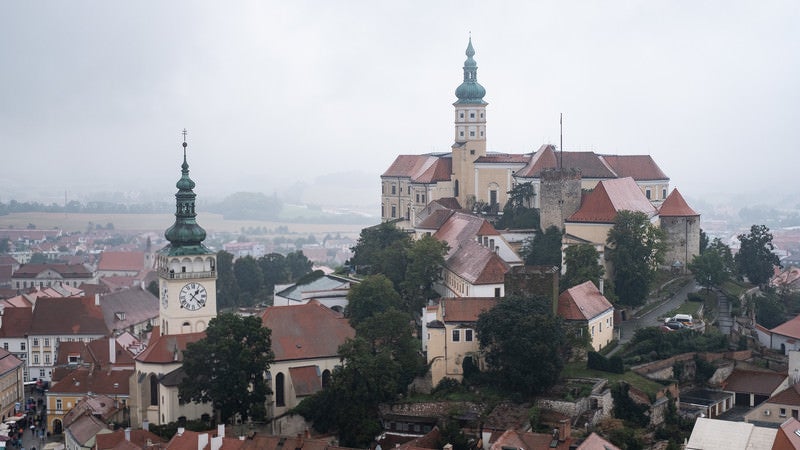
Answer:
[455, 36, 487, 105]
[162, 131, 212, 256]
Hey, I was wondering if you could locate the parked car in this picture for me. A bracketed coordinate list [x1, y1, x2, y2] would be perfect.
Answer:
[664, 314, 693, 327]
[665, 320, 685, 330]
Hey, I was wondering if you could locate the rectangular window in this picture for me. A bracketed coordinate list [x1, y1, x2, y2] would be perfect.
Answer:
[452, 330, 460, 342]
[470, 112, 475, 118]
[44, 338, 50, 347]
[39, 369, 45, 377]
[421, 194, 425, 203]
[407, 186, 410, 194]
[781, 408, 787, 417]
[465, 329, 473, 342]
[460, 112, 464, 118]
[391, 185, 396, 195]
[2, 343, 7, 350]
[45, 354, 51, 364]
[469, 131, 475, 137]
[662, 188, 667, 199]
[416, 194, 420, 203]
[591, 326, 595, 337]
[494, 287, 501, 297]
[33, 354, 39, 364]
[645, 189, 651, 199]
[33, 338, 39, 346]
[56, 399, 62, 410]
[391, 206, 396, 218]
[20, 342, 25, 351]
[460, 131, 464, 137]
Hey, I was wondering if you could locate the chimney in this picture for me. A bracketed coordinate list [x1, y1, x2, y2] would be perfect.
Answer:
[558, 419, 570, 442]
[211, 436, 223, 450]
[95, 293, 100, 306]
[198, 432, 208, 450]
[217, 424, 225, 438]
[109, 338, 116, 364]
[125, 428, 131, 442]
[142, 420, 150, 431]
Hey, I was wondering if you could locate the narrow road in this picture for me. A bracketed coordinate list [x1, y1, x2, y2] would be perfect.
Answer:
[617, 279, 699, 346]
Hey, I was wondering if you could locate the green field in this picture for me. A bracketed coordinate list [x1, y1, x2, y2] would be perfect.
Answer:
[0, 212, 371, 237]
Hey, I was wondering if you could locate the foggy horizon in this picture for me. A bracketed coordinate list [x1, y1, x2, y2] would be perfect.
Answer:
[2, 2, 798, 214]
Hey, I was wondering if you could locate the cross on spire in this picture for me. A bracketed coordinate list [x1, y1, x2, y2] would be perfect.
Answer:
[181, 128, 188, 157]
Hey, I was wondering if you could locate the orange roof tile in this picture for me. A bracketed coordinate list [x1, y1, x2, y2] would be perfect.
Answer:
[30, 297, 109, 336]
[446, 241, 510, 285]
[48, 366, 133, 396]
[441, 298, 497, 322]
[600, 155, 668, 181]
[766, 383, 800, 407]
[135, 329, 206, 364]
[567, 177, 657, 223]
[382, 155, 452, 184]
[659, 189, 699, 217]
[558, 281, 613, 321]
[771, 315, 800, 340]
[723, 369, 786, 396]
[261, 300, 355, 361]
[0, 306, 32, 338]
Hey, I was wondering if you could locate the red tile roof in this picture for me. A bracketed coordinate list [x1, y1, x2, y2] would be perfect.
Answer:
[475, 153, 530, 164]
[135, 328, 206, 364]
[0, 349, 23, 374]
[98, 251, 146, 272]
[382, 155, 452, 184]
[30, 297, 109, 336]
[261, 300, 355, 361]
[600, 155, 668, 181]
[446, 240, 510, 285]
[0, 306, 32, 338]
[576, 433, 621, 450]
[288, 365, 322, 396]
[659, 188, 699, 217]
[96, 428, 167, 450]
[774, 417, 800, 450]
[441, 298, 497, 322]
[558, 281, 614, 321]
[13, 263, 93, 278]
[567, 177, 657, 223]
[767, 383, 800, 407]
[490, 429, 573, 450]
[48, 366, 133, 396]
[722, 369, 786, 396]
[416, 210, 455, 230]
[515, 145, 616, 179]
[772, 315, 800, 340]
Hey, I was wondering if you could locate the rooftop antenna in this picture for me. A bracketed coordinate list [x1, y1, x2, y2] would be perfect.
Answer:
[559, 113, 563, 170]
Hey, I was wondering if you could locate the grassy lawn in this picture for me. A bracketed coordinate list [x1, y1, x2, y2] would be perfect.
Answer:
[721, 280, 749, 298]
[562, 361, 667, 399]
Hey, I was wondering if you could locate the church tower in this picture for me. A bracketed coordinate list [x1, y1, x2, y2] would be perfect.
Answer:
[156, 136, 217, 336]
[452, 36, 488, 209]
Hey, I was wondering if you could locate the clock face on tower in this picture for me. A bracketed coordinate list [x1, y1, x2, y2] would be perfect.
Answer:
[179, 282, 207, 311]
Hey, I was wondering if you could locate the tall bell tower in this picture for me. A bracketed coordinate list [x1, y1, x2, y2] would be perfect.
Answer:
[451, 36, 488, 208]
[156, 134, 217, 336]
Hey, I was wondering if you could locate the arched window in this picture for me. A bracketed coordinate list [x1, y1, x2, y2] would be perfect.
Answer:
[322, 369, 332, 389]
[149, 374, 158, 406]
[275, 373, 285, 407]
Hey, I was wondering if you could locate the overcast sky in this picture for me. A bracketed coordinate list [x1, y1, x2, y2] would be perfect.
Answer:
[1, 1, 798, 209]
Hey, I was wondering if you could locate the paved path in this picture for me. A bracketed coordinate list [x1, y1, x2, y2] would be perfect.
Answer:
[716, 289, 733, 335]
[616, 279, 699, 346]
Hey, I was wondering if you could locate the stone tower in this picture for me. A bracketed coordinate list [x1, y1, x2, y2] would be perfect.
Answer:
[659, 188, 700, 273]
[451, 37, 488, 209]
[156, 137, 218, 335]
[539, 168, 583, 232]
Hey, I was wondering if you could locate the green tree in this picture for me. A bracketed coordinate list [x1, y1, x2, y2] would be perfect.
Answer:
[179, 313, 274, 424]
[495, 182, 540, 230]
[350, 222, 411, 288]
[476, 295, 567, 396]
[345, 274, 402, 327]
[400, 235, 448, 315]
[285, 250, 313, 282]
[216, 251, 239, 309]
[29, 252, 48, 264]
[699, 229, 709, 254]
[257, 253, 289, 294]
[688, 238, 733, 291]
[355, 308, 425, 388]
[521, 225, 563, 267]
[146, 280, 159, 298]
[562, 244, 604, 290]
[233, 256, 263, 304]
[0, 238, 10, 253]
[755, 291, 787, 328]
[606, 210, 667, 308]
[736, 224, 781, 286]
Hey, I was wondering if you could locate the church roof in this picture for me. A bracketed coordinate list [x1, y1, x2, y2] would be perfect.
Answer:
[600, 155, 669, 181]
[261, 300, 355, 362]
[659, 188, 699, 217]
[567, 177, 658, 224]
[558, 281, 613, 321]
[382, 154, 452, 183]
[440, 297, 497, 322]
[135, 328, 206, 364]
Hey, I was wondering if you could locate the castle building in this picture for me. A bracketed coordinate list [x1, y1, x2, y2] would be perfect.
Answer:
[381, 38, 670, 230]
[129, 138, 216, 427]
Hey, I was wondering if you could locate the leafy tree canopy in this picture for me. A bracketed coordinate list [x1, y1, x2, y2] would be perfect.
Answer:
[521, 225, 563, 268]
[400, 235, 448, 314]
[349, 222, 411, 277]
[476, 295, 567, 396]
[495, 182, 540, 230]
[688, 238, 733, 291]
[179, 313, 274, 424]
[345, 274, 402, 327]
[606, 210, 667, 308]
[736, 224, 781, 286]
[562, 243, 604, 291]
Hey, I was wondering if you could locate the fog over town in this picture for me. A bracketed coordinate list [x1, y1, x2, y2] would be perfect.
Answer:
[1, 1, 798, 218]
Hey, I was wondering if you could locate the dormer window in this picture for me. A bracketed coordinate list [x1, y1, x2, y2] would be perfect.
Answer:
[115, 312, 126, 321]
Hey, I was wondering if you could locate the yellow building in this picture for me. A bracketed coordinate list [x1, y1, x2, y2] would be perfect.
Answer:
[0, 349, 24, 422]
[557, 281, 614, 352]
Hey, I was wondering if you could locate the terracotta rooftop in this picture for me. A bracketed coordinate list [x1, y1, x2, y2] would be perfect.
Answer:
[49, 366, 133, 397]
[475, 153, 530, 164]
[659, 188, 699, 217]
[774, 417, 800, 449]
[567, 177, 658, 223]
[0, 306, 32, 338]
[288, 365, 322, 397]
[558, 281, 614, 321]
[99, 287, 159, 333]
[96, 428, 167, 450]
[13, 263, 93, 278]
[416, 210, 455, 230]
[766, 383, 800, 407]
[97, 251, 146, 272]
[515, 145, 615, 179]
[445, 240, 510, 285]
[261, 300, 355, 361]
[576, 432, 621, 450]
[135, 328, 206, 364]
[382, 155, 452, 184]
[440, 297, 498, 322]
[30, 297, 109, 336]
[771, 315, 800, 340]
[600, 154, 668, 181]
[0, 349, 23, 374]
[723, 369, 786, 397]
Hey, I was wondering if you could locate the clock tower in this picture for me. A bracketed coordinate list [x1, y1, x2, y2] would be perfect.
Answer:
[156, 136, 217, 336]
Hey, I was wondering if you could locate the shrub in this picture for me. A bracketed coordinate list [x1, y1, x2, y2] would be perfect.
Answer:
[687, 292, 704, 302]
[587, 351, 625, 374]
